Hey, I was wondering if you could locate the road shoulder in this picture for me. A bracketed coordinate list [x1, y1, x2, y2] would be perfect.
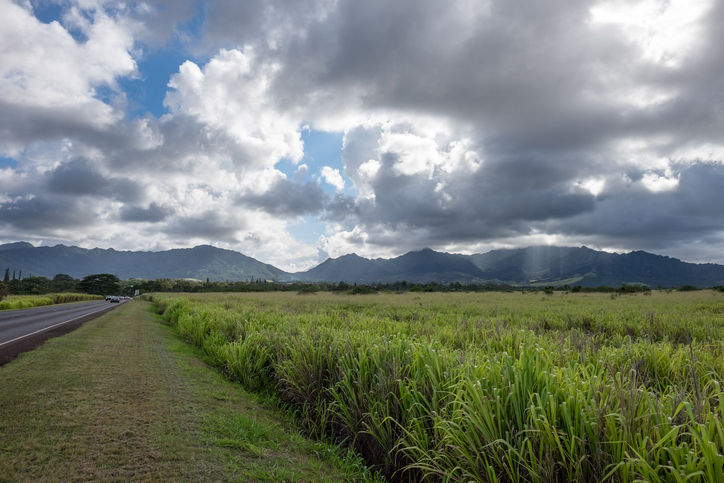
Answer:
[0, 301, 351, 482]
[0, 303, 117, 366]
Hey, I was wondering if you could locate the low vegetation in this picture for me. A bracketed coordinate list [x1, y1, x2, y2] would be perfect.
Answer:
[145, 290, 724, 482]
[0, 301, 382, 482]
[0, 293, 104, 310]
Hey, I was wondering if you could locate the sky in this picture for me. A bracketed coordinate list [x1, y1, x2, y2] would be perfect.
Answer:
[2, 0, 724, 271]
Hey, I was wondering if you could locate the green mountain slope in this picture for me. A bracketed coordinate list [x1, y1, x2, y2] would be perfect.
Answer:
[0, 244, 288, 281]
[2, 242, 723, 288]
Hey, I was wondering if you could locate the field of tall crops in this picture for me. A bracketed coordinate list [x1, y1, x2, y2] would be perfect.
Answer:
[0, 293, 104, 310]
[147, 290, 724, 482]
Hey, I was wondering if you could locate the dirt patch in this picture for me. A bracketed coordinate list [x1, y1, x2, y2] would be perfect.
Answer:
[0, 304, 117, 367]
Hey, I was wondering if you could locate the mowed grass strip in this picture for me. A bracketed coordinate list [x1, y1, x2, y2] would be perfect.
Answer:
[0, 301, 355, 482]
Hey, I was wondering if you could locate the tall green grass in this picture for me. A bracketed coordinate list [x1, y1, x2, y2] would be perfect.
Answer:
[0, 293, 104, 310]
[148, 291, 724, 482]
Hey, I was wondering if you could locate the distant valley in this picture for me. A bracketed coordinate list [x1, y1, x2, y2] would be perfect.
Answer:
[2, 242, 724, 288]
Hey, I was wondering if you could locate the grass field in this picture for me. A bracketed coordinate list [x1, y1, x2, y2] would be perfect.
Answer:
[0, 300, 382, 482]
[0, 293, 104, 311]
[146, 290, 724, 482]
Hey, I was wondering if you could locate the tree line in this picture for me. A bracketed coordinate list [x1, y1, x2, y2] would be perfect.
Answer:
[2, 267, 719, 301]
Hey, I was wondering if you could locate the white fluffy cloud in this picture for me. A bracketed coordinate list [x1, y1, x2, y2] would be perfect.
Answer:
[320, 166, 345, 191]
[0, 0, 137, 155]
[164, 48, 304, 168]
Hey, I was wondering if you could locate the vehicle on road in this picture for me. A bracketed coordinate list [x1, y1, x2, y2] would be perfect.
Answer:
[110, 297, 120, 303]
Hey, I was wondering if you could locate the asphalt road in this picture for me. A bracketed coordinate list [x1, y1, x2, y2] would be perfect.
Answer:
[0, 300, 123, 349]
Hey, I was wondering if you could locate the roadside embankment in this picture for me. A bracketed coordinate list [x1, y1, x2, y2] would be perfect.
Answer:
[0, 301, 365, 482]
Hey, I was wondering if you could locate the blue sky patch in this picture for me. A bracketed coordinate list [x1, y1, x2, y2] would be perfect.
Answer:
[0, 157, 18, 169]
[277, 129, 345, 196]
[287, 215, 327, 247]
[32, 1, 89, 43]
[120, 47, 198, 119]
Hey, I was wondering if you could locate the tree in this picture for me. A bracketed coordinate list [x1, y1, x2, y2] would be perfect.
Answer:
[51, 274, 77, 292]
[78, 273, 121, 295]
[155, 278, 173, 291]
[3, 268, 8, 283]
[0, 282, 8, 301]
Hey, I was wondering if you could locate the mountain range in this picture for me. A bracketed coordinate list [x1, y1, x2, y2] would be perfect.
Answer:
[2, 242, 724, 288]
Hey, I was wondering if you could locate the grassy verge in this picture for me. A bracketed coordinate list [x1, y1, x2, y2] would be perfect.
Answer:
[0, 300, 375, 482]
[0, 293, 104, 311]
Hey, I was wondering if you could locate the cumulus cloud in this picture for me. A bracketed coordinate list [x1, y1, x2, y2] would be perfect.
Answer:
[0, 0, 137, 155]
[238, 178, 328, 216]
[120, 202, 174, 223]
[320, 166, 346, 191]
[164, 48, 304, 168]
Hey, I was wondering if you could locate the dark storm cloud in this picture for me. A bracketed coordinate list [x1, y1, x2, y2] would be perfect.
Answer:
[322, 193, 358, 222]
[550, 163, 724, 246]
[103, 114, 262, 173]
[120, 202, 173, 223]
[0, 195, 94, 231]
[238, 179, 328, 216]
[46, 159, 111, 196]
[130, 0, 200, 46]
[347, 172, 594, 240]
[44, 159, 146, 203]
[200, 0, 331, 51]
[235, 0, 724, 164]
[0, 102, 117, 153]
[264, 0, 628, 148]
[631, 2, 724, 152]
[328, 122, 600, 248]
[163, 210, 243, 241]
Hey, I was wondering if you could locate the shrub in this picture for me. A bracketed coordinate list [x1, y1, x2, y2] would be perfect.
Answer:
[678, 284, 699, 291]
[297, 285, 319, 295]
[348, 285, 377, 295]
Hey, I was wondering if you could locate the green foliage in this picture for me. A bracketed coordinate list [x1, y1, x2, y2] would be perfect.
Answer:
[679, 284, 700, 291]
[147, 291, 724, 482]
[77, 273, 121, 295]
[0, 282, 8, 301]
[618, 283, 651, 293]
[347, 285, 377, 295]
[2, 274, 81, 295]
[296, 285, 319, 295]
[0, 293, 103, 310]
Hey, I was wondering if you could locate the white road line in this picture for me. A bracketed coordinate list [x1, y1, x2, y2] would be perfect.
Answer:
[0, 304, 115, 348]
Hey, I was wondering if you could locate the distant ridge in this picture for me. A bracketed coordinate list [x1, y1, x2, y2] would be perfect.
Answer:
[302, 246, 724, 287]
[0, 241, 34, 252]
[2, 242, 724, 288]
[300, 253, 389, 284]
[0, 244, 286, 282]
